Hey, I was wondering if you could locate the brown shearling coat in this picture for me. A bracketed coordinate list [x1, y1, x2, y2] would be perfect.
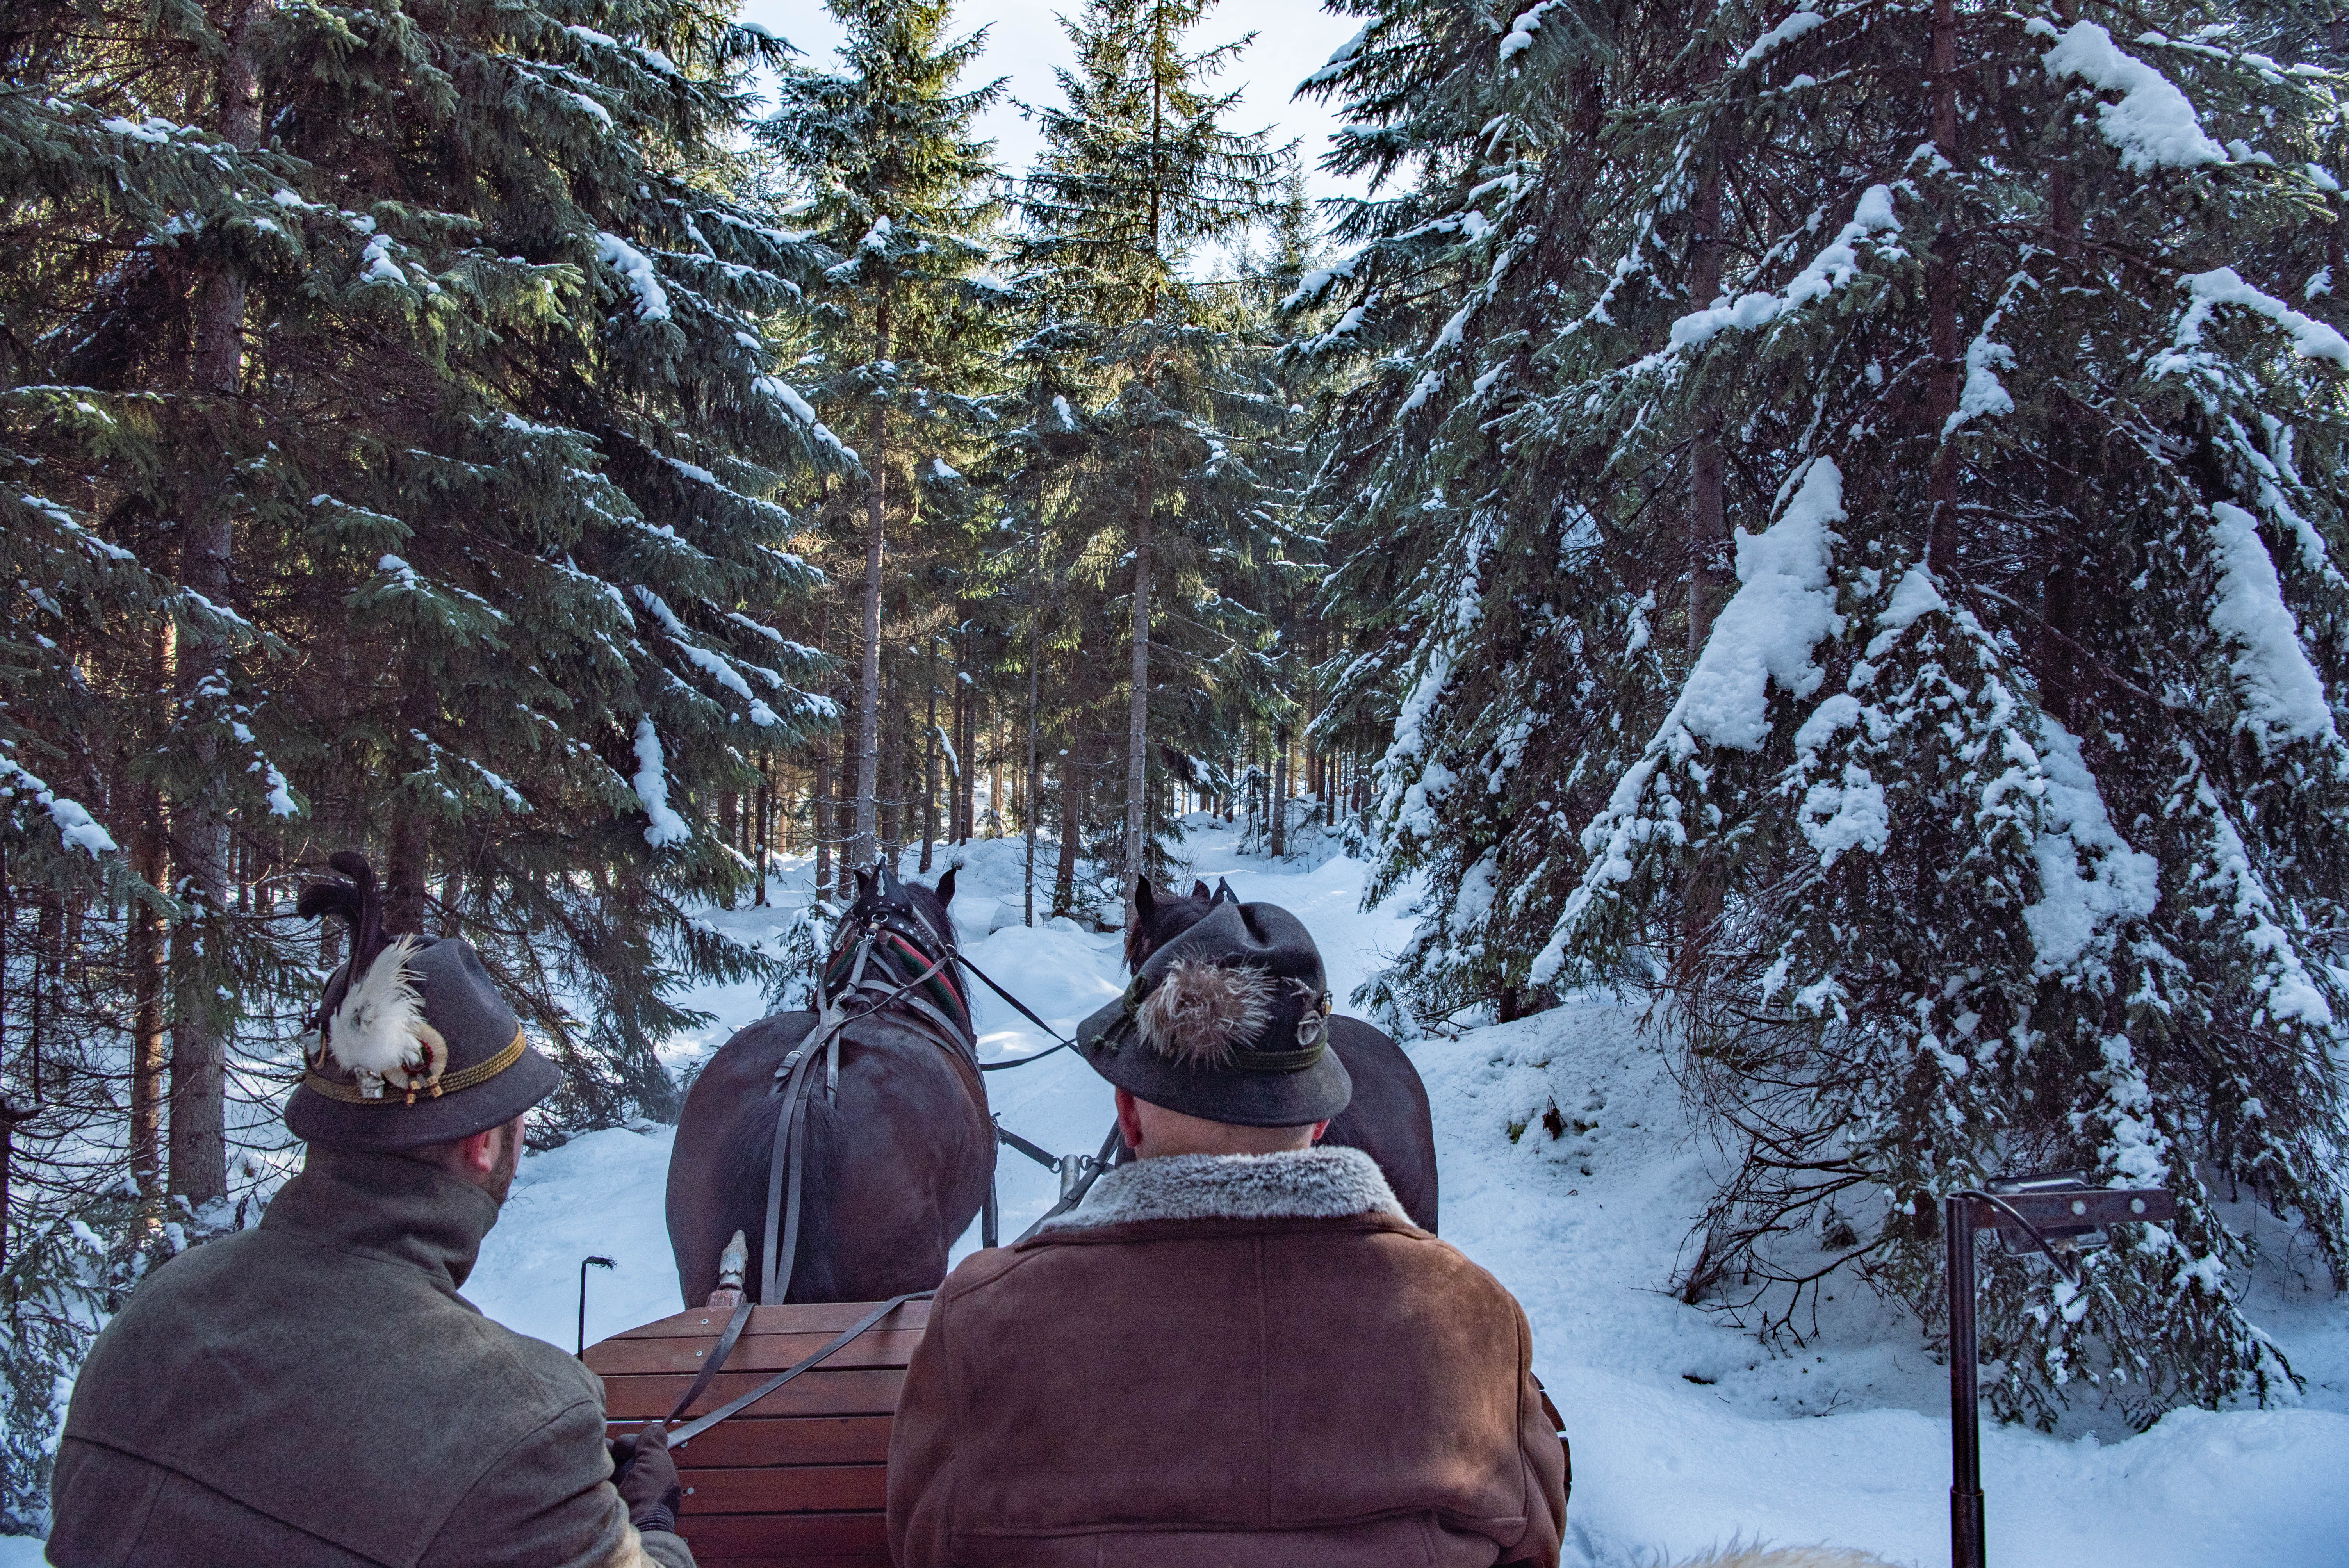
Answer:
[47, 1145, 691, 1568]
[888, 1147, 1566, 1567]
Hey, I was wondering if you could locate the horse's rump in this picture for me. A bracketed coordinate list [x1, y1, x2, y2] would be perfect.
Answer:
[1323, 1016, 1439, 1233]
[667, 1007, 991, 1306]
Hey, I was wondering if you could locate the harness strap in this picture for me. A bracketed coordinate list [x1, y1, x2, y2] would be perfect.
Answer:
[663, 1296, 755, 1425]
[959, 950, 1079, 1071]
[995, 1120, 1061, 1171]
[1011, 1121, 1123, 1244]
[760, 1039, 825, 1305]
[667, 1290, 934, 1449]
[880, 990, 978, 1067]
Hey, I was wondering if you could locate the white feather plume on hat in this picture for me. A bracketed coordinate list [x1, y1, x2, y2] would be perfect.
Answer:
[326, 934, 436, 1087]
[1137, 959, 1273, 1067]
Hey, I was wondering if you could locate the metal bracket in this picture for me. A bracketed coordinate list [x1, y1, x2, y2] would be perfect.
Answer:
[1057, 1152, 1099, 1202]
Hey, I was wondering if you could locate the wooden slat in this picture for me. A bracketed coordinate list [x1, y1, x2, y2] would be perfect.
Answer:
[633, 1415, 894, 1469]
[590, 1329, 923, 1377]
[679, 1463, 887, 1515]
[604, 1368, 904, 1421]
[680, 1512, 890, 1557]
[589, 1298, 909, 1564]
[610, 1301, 930, 1339]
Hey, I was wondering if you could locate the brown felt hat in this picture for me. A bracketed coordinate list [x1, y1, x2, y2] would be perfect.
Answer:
[1075, 898, 1351, 1128]
[285, 853, 559, 1151]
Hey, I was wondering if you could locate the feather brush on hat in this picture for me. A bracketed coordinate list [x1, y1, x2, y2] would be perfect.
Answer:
[296, 853, 446, 1096]
[1137, 959, 1274, 1068]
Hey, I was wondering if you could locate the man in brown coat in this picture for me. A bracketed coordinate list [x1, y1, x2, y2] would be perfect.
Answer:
[889, 898, 1567, 1568]
[48, 853, 692, 1568]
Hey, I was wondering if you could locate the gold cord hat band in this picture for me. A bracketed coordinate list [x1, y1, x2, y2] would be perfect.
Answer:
[301, 1028, 527, 1106]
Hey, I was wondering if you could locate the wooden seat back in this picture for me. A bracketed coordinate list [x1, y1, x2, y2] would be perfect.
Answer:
[587, 1299, 929, 1568]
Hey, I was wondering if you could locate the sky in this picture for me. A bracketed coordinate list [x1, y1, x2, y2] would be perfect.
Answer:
[733, 0, 1374, 215]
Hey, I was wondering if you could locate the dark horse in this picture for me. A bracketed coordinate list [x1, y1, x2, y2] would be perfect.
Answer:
[665, 868, 993, 1307]
[1129, 878, 1440, 1232]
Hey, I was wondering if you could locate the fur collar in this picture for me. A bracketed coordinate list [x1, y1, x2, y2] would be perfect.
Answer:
[1038, 1146, 1406, 1233]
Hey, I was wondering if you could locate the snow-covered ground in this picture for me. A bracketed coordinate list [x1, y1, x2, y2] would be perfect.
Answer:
[389, 816, 2349, 1564]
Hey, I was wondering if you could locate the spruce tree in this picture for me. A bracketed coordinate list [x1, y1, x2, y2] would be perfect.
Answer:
[763, 0, 1007, 872]
[3, 0, 845, 1166]
[1310, 0, 2348, 1422]
[1018, 0, 1290, 907]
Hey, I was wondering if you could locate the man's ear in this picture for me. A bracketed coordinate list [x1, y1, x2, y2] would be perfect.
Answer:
[936, 867, 956, 906]
[1134, 877, 1156, 922]
[1191, 879, 1211, 902]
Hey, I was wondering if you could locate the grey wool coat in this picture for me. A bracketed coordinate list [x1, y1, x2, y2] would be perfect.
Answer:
[47, 1145, 693, 1568]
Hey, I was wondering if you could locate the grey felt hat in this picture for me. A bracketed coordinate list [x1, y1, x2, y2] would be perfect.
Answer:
[285, 853, 560, 1151]
[1076, 898, 1351, 1128]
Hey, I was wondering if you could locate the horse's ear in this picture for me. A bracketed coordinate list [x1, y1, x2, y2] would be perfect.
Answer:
[935, 867, 956, 906]
[1134, 877, 1156, 922]
[1191, 879, 1212, 902]
[1213, 877, 1237, 903]
[854, 867, 874, 900]
[880, 864, 903, 899]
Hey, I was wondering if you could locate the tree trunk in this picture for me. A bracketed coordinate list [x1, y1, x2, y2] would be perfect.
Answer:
[1054, 729, 1085, 916]
[883, 660, 906, 868]
[32, 894, 55, 1103]
[1270, 723, 1289, 857]
[1024, 645, 1040, 928]
[813, 734, 834, 901]
[1925, 0, 1961, 566]
[1688, 142, 1727, 653]
[754, 752, 771, 906]
[128, 770, 168, 1201]
[852, 296, 891, 871]
[955, 643, 975, 842]
[920, 634, 939, 871]
[1123, 445, 1154, 916]
[986, 726, 1003, 837]
[164, 0, 261, 1210]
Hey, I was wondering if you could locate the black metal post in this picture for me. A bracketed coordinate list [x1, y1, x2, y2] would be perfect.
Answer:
[578, 1255, 615, 1357]
[1945, 1196, 1985, 1568]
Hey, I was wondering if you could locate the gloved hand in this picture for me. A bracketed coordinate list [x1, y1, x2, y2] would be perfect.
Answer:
[607, 1422, 683, 1536]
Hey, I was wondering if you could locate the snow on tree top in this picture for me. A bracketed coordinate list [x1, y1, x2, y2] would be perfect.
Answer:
[2205, 503, 2341, 752]
[2038, 21, 2226, 172]
[1669, 187, 1896, 350]
[1671, 458, 1846, 754]
[595, 231, 671, 321]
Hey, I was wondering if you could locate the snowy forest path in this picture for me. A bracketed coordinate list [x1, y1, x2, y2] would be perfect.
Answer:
[459, 835, 2349, 1568]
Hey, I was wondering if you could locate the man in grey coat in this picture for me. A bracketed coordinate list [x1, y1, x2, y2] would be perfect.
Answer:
[48, 853, 691, 1568]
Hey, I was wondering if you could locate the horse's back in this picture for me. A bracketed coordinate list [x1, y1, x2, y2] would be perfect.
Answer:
[1323, 1016, 1439, 1233]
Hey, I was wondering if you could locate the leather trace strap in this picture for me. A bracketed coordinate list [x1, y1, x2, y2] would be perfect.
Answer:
[665, 1291, 934, 1449]
[761, 1029, 826, 1305]
[662, 1296, 756, 1426]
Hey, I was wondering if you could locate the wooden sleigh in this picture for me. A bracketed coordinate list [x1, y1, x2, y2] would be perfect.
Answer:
[588, 1294, 1572, 1568]
[586, 1298, 929, 1568]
